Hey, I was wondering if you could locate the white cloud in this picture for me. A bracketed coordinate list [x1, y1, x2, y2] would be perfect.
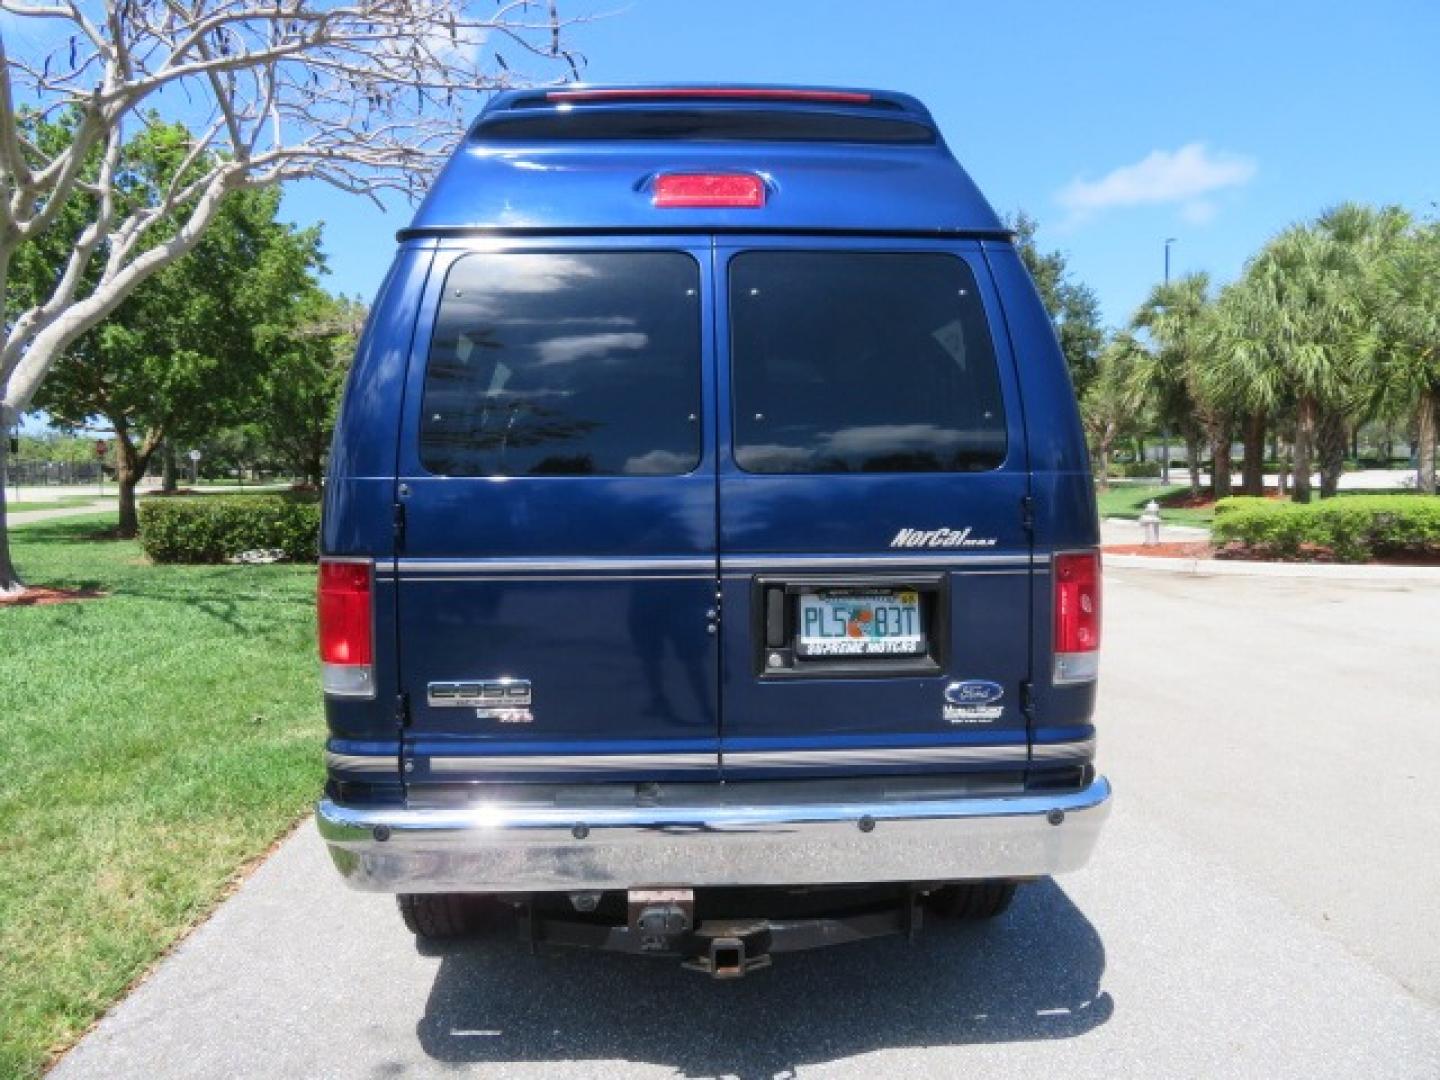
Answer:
[1180, 199, 1219, 226]
[624, 450, 696, 475]
[534, 331, 648, 366]
[1056, 143, 1256, 225]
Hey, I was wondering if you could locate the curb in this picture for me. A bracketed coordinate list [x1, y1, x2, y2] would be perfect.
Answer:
[1104, 552, 1440, 583]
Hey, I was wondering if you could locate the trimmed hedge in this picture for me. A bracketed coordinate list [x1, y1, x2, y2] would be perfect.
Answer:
[1109, 461, 1162, 479]
[138, 493, 321, 564]
[1212, 496, 1271, 518]
[1212, 494, 1440, 562]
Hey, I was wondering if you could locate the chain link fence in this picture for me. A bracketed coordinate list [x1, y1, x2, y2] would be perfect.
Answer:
[8, 458, 114, 488]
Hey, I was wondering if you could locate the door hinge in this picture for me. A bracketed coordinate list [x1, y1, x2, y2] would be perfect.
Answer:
[1020, 680, 1034, 718]
[392, 501, 407, 550]
[1020, 495, 1035, 533]
[395, 692, 411, 728]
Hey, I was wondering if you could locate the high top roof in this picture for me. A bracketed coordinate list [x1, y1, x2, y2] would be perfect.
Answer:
[405, 84, 1005, 238]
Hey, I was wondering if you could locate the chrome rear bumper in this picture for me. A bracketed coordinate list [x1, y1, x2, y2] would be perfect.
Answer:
[316, 776, 1111, 893]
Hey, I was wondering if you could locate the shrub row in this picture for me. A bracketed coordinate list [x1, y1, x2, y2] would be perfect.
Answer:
[138, 493, 321, 564]
[1212, 496, 1271, 518]
[1108, 461, 1162, 478]
[1211, 494, 1440, 562]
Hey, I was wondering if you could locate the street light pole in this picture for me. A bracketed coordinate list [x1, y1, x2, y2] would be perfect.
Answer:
[1164, 237, 1177, 284]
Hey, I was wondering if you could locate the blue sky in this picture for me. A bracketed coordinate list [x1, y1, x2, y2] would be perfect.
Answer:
[287, 0, 1432, 328]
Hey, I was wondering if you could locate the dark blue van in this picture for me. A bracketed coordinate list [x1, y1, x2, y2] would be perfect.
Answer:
[316, 85, 1109, 975]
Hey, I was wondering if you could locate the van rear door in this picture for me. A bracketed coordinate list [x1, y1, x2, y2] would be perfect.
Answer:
[393, 240, 720, 784]
[716, 241, 1033, 777]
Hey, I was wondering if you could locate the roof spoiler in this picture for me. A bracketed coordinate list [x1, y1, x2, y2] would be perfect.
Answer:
[472, 85, 940, 144]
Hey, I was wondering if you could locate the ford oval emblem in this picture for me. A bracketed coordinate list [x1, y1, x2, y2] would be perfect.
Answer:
[944, 680, 1004, 706]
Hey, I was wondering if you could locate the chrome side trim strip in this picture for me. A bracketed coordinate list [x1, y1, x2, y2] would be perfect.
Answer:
[326, 752, 399, 774]
[396, 575, 711, 583]
[725, 744, 1028, 769]
[393, 557, 715, 574]
[378, 554, 1052, 579]
[720, 569, 1031, 579]
[426, 752, 717, 775]
[1031, 737, 1097, 762]
[721, 554, 1038, 571]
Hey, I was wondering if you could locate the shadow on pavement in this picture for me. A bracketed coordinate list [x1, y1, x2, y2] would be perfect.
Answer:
[414, 878, 1110, 1077]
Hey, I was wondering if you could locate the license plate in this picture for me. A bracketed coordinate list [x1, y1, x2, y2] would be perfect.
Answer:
[796, 590, 924, 657]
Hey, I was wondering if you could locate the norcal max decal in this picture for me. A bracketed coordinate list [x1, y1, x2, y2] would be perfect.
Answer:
[890, 527, 998, 549]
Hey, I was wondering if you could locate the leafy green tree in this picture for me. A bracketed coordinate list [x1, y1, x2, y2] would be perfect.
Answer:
[16, 433, 95, 466]
[1083, 333, 1146, 487]
[251, 295, 364, 486]
[1009, 212, 1106, 396]
[34, 180, 323, 536]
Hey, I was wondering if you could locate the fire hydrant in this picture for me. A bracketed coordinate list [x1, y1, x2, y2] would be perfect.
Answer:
[1138, 499, 1162, 546]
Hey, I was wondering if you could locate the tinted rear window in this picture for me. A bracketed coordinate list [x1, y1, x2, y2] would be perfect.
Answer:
[729, 252, 1007, 474]
[420, 252, 702, 477]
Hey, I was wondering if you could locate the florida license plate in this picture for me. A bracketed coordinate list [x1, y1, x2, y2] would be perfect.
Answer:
[796, 590, 924, 657]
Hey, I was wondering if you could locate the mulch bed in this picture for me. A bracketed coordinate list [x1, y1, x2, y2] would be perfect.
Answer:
[0, 586, 105, 607]
[1104, 542, 1213, 559]
[1155, 488, 1290, 512]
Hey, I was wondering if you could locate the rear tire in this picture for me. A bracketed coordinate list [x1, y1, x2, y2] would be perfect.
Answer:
[397, 893, 489, 940]
[925, 880, 1019, 920]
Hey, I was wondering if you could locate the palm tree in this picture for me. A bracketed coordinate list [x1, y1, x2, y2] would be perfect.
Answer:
[1311, 205, 1411, 496]
[1215, 206, 1407, 502]
[1205, 278, 1286, 496]
[1359, 221, 1440, 494]
[1246, 227, 1338, 502]
[1126, 272, 1224, 497]
[1198, 280, 1278, 498]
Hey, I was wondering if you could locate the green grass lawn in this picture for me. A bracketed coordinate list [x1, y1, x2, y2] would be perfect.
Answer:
[1095, 484, 1216, 528]
[0, 516, 322, 1079]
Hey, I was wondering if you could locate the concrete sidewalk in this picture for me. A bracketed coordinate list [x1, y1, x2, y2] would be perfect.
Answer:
[8, 499, 113, 527]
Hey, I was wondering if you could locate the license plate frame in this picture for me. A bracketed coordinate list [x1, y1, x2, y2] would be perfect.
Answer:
[750, 573, 947, 678]
[795, 588, 925, 658]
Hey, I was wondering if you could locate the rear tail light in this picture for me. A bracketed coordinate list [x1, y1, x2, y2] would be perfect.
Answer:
[318, 559, 375, 698]
[653, 173, 766, 208]
[1053, 550, 1101, 684]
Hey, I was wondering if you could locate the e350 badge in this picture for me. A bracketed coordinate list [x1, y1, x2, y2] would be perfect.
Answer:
[943, 680, 1005, 723]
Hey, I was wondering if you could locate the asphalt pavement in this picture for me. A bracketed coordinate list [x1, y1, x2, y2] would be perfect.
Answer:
[51, 569, 1440, 1079]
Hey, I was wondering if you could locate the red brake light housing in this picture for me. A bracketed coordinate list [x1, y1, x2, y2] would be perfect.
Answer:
[318, 559, 374, 697]
[653, 173, 766, 209]
[1053, 550, 1101, 684]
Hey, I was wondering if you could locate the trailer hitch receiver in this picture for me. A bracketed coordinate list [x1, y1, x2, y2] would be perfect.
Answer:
[682, 932, 774, 979]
